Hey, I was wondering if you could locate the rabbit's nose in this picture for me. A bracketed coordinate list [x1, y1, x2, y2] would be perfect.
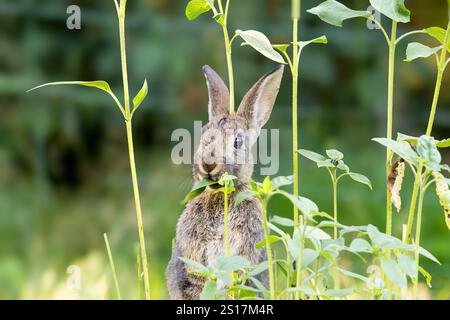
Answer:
[201, 162, 217, 174]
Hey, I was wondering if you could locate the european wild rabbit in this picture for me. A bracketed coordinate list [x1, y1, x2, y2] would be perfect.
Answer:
[166, 64, 284, 300]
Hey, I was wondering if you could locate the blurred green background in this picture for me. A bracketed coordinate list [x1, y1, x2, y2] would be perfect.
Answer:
[0, 0, 449, 299]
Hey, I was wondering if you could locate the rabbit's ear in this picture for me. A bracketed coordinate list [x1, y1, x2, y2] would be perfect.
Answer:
[237, 65, 284, 130]
[203, 65, 230, 121]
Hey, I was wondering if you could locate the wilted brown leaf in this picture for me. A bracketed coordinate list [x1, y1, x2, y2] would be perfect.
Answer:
[432, 172, 450, 231]
[388, 158, 405, 212]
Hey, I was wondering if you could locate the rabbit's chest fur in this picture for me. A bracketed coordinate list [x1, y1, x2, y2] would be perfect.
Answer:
[177, 190, 265, 269]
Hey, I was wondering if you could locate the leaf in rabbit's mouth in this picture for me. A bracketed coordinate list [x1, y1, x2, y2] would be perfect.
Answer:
[181, 178, 218, 205]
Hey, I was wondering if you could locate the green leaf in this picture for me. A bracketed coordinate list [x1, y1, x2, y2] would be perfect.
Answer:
[215, 256, 251, 272]
[298, 149, 327, 163]
[326, 149, 344, 160]
[348, 172, 373, 190]
[235, 191, 256, 206]
[132, 79, 148, 114]
[418, 266, 433, 288]
[271, 175, 294, 190]
[436, 138, 450, 148]
[262, 176, 271, 194]
[425, 27, 450, 52]
[273, 44, 290, 53]
[27, 80, 124, 114]
[317, 159, 334, 168]
[369, 0, 410, 23]
[236, 30, 286, 64]
[301, 248, 320, 267]
[179, 257, 210, 276]
[248, 261, 268, 276]
[256, 235, 280, 249]
[297, 36, 328, 52]
[200, 280, 217, 300]
[185, 0, 212, 21]
[372, 138, 418, 165]
[181, 178, 217, 205]
[380, 257, 407, 288]
[337, 268, 369, 282]
[397, 253, 417, 278]
[301, 226, 332, 241]
[323, 288, 354, 297]
[278, 191, 319, 218]
[404, 42, 442, 62]
[349, 238, 373, 253]
[417, 135, 442, 170]
[337, 162, 350, 173]
[271, 215, 295, 227]
[307, 0, 370, 27]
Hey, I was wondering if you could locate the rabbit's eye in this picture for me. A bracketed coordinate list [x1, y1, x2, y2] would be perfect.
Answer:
[234, 135, 243, 149]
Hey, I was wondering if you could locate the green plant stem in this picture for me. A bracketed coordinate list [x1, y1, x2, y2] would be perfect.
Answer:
[292, 1, 300, 227]
[385, 21, 397, 236]
[104, 233, 121, 299]
[126, 121, 151, 299]
[404, 164, 423, 245]
[425, 24, 450, 136]
[224, 184, 230, 257]
[295, 216, 306, 300]
[404, 25, 450, 245]
[332, 170, 338, 239]
[413, 185, 426, 299]
[261, 199, 275, 299]
[117, 0, 151, 300]
[218, 0, 235, 114]
[331, 169, 339, 291]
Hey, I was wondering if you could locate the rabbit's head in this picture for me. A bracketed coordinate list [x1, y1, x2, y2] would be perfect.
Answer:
[193, 65, 284, 186]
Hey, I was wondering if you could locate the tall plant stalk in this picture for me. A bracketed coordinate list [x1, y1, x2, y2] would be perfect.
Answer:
[292, 0, 300, 227]
[218, 0, 235, 114]
[116, 0, 151, 299]
[404, 23, 450, 244]
[104, 233, 122, 299]
[28, 0, 152, 300]
[413, 184, 426, 298]
[385, 21, 398, 236]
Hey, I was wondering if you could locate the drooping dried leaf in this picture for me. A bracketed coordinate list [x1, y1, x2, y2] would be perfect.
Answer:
[388, 158, 405, 212]
[432, 172, 450, 230]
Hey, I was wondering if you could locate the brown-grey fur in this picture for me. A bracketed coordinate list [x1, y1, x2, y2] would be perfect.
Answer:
[166, 64, 284, 300]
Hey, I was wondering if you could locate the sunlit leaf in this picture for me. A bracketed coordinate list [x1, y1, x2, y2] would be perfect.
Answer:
[380, 257, 407, 288]
[200, 280, 217, 300]
[404, 42, 442, 62]
[27, 80, 125, 116]
[271, 215, 295, 227]
[181, 178, 217, 205]
[307, 0, 370, 27]
[132, 79, 148, 114]
[349, 238, 373, 253]
[372, 138, 419, 165]
[256, 235, 281, 249]
[425, 26, 450, 52]
[349, 172, 373, 190]
[369, 0, 410, 23]
[185, 0, 212, 21]
[417, 135, 441, 171]
[179, 257, 210, 276]
[326, 149, 344, 160]
[215, 255, 251, 272]
[397, 253, 417, 278]
[236, 30, 286, 64]
[235, 190, 256, 206]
